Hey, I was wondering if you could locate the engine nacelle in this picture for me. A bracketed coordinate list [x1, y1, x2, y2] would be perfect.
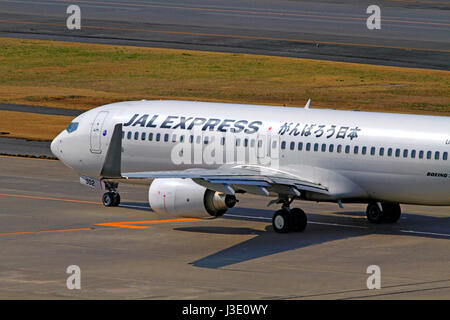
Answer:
[148, 178, 237, 218]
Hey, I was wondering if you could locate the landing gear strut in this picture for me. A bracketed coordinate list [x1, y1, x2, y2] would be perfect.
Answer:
[102, 182, 120, 207]
[366, 202, 401, 223]
[271, 197, 307, 233]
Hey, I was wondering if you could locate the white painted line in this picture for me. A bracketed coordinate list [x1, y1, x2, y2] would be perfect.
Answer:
[309, 221, 368, 229]
[1, 0, 139, 10]
[224, 214, 368, 229]
[117, 211, 446, 236]
[400, 230, 450, 238]
[224, 213, 271, 221]
[119, 204, 150, 210]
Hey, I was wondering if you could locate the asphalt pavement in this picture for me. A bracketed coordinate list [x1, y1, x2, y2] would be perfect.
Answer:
[0, 0, 448, 69]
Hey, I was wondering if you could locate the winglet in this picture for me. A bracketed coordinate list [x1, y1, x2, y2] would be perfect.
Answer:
[100, 123, 123, 178]
[304, 99, 311, 109]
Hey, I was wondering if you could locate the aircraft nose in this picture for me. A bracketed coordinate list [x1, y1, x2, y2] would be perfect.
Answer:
[50, 136, 60, 157]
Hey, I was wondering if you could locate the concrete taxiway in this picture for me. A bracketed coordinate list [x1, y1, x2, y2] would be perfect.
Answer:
[0, 137, 53, 158]
[0, 0, 449, 69]
[0, 155, 449, 299]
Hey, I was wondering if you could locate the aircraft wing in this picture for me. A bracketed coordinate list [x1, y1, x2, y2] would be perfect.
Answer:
[120, 166, 329, 197]
[101, 124, 330, 198]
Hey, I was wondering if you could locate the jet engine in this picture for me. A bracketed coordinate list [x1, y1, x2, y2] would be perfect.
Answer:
[148, 178, 237, 218]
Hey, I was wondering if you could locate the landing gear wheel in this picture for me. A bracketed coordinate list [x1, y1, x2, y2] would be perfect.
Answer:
[102, 192, 114, 207]
[272, 209, 291, 233]
[290, 208, 307, 232]
[366, 202, 383, 224]
[112, 193, 121, 207]
[102, 192, 120, 207]
[382, 203, 401, 223]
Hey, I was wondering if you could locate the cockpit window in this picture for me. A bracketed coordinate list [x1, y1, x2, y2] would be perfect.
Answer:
[66, 122, 79, 133]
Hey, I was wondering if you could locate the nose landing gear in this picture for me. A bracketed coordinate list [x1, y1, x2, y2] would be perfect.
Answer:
[102, 182, 120, 207]
[102, 192, 120, 207]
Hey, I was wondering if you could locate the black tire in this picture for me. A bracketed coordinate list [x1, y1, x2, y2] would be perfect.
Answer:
[112, 193, 121, 207]
[290, 208, 307, 232]
[272, 209, 291, 233]
[382, 203, 401, 223]
[366, 202, 383, 224]
[102, 192, 115, 207]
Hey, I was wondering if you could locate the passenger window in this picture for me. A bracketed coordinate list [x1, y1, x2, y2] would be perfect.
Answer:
[345, 145, 350, 154]
[403, 149, 408, 158]
[387, 148, 392, 157]
[379, 147, 384, 156]
[435, 151, 440, 160]
[281, 141, 286, 150]
[354, 146, 359, 154]
[236, 138, 240, 147]
[322, 144, 326, 152]
[220, 137, 225, 145]
[290, 142, 295, 150]
[156, 133, 161, 141]
[371, 147, 376, 155]
[204, 136, 209, 145]
[427, 151, 432, 159]
[134, 132, 139, 140]
[141, 132, 146, 140]
[180, 135, 184, 143]
[127, 131, 131, 140]
[164, 134, 169, 142]
[411, 150, 416, 158]
[329, 144, 334, 153]
[419, 150, 424, 159]
[337, 145, 342, 153]
[250, 139, 255, 147]
[314, 143, 319, 152]
[362, 146, 367, 155]
[444, 152, 448, 161]
[149, 132, 153, 141]
[306, 143, 311, 151]
[196, 136, 201, 144]
[258, 140, 263, 148]
[244, 138, 249, 147]
[395, 149, 400, 157]
[172, 134, 177, 142]
[298, 142, 303, 151]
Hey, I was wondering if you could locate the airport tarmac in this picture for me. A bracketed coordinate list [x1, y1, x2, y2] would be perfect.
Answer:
[0, 155, 449, 299]
[0, 137, 53, 158]
[0, 0, 449, 69]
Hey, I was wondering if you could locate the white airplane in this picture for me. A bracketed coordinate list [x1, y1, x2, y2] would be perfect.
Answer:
[51, 100, 450, 233]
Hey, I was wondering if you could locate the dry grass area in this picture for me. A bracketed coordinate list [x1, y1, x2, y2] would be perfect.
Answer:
[0, 111, 72, 141]
[1, 37, 449, 115]
[0, 37, 448, 141]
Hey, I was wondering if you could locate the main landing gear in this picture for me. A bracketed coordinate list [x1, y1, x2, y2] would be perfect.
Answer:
[366, 202, 401, 224]
[271, 197, 307, 233]
[102, 182, 120, 207]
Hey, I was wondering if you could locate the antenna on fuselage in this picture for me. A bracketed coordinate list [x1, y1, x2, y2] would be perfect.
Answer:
[304, 99, 311, 109]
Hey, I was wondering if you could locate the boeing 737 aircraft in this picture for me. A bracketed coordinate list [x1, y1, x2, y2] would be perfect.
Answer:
[51, 100, 450, 233]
